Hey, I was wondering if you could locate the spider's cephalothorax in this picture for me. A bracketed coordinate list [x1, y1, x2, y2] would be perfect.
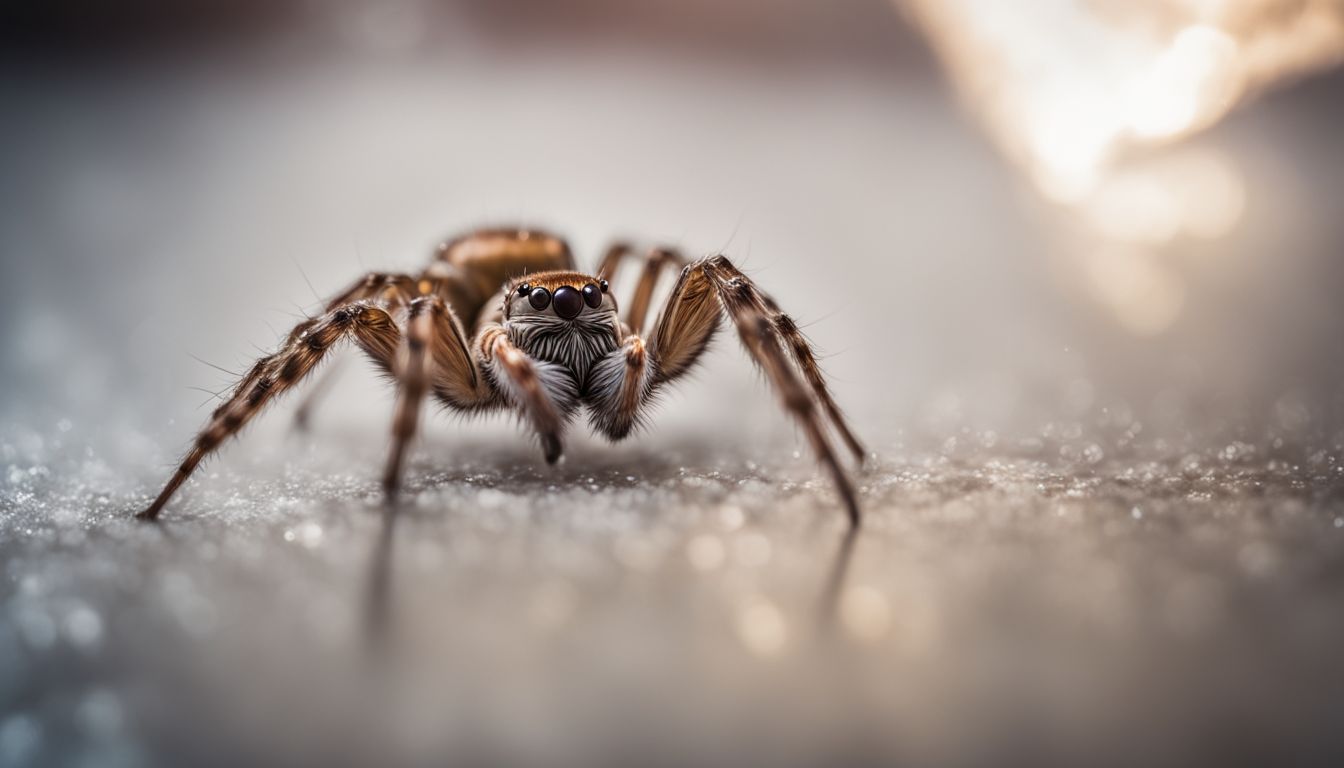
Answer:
[139, 228, 868, 527]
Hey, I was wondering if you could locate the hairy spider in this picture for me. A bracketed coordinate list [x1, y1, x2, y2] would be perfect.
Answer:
[139, 228, 867, 525]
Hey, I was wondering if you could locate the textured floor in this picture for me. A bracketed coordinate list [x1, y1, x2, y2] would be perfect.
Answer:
[4, 415, 1344, 767]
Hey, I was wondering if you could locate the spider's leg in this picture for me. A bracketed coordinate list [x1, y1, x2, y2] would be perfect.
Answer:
[594, 241, 635, 284]
[476, 324, 578, 464]
[382, 299, 433, 496]
[594, 243, 687, 335]
[647, 260, 722, 382]
[383, 295, 493, 495]
[650, 256, 862, 527]
[625, 247, 686, 336]
[139, 302, 402, 520]
[323, 271, 422, 312]
[289, 271, 423, 431]
[736, 313, 861, 526]
[708, 262, 866, 465]
[421, 297, 488, 410]
[291, 356, 345, 432]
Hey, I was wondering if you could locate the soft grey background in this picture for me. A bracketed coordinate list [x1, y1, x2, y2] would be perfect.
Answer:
[2, 2, 1344, 766]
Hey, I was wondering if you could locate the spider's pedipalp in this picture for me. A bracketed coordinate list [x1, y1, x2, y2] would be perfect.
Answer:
[584, 335, 655, 440]
[139, 301, 401, 520]
[477, 325, 578, 464]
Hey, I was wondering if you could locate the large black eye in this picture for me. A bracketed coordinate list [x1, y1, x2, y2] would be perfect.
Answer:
[582, 283, 603, 309]
[552, 285, 584, 320]
[528, 287, 551, 310]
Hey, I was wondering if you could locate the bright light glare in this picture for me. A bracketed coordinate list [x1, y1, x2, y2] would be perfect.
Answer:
[896, 0, 1344, 201]
[895, 0, 1344, 333]
[1086, 247, 1187, 336]
[1085, 149, 1246, 245]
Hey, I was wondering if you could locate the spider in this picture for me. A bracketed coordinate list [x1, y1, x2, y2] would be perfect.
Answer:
[139, 228, 867, 526]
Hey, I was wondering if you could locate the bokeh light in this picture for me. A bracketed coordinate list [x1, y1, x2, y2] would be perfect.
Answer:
[896, 0, 1344, 202]
[896, 0, 1342, 331]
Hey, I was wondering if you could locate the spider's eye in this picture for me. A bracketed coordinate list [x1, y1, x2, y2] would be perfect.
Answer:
[528, 286, 551, 310]
[582, 283, 603, 309]
[599, 279, 609, 293]
[552, 285, 584, 320]
[516, 283, 531, 296]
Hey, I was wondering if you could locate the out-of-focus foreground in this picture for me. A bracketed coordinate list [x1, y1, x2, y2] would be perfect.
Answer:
[2, 2, 1344, 766]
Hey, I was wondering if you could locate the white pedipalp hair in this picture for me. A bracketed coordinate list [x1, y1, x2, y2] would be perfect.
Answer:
[584, 340, 659, 440]
[485, 353, 581, 422]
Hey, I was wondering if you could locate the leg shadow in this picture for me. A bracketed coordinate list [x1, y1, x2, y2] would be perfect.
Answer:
[363, 500, 399, 655]
[816, 526, 859, 640]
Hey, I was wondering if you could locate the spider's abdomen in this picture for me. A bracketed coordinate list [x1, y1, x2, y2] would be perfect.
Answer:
[424, 228, 577, 330]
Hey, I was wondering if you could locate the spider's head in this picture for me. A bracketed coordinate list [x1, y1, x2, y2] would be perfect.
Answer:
[506, 272, 614, 322]
[503, 271, 620, 380]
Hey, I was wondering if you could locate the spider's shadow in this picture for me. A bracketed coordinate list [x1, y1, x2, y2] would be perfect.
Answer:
[363, 509, 864, 654]
[816, 526, 859, 638]
[359, 433, 861, 650]
[363, 500, 400, 654]
[357, 442, 709, 650]
[400, 433, 767, 495]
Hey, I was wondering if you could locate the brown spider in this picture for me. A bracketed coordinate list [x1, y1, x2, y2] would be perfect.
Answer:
[139, 228, 866, 525]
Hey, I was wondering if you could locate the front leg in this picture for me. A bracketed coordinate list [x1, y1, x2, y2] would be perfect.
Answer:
[476, 324, 579, 463]
[648, 256, 864, 527]
[584, 335, 656, 441]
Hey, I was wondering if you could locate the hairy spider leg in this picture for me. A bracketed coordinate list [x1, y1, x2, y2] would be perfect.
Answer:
[595, 244, 687, 336]
[140, 302, 402, 520]
[586, 255, 864, 527]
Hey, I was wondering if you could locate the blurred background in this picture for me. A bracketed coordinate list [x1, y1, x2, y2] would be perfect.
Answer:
[2, 1, 1344, 766]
